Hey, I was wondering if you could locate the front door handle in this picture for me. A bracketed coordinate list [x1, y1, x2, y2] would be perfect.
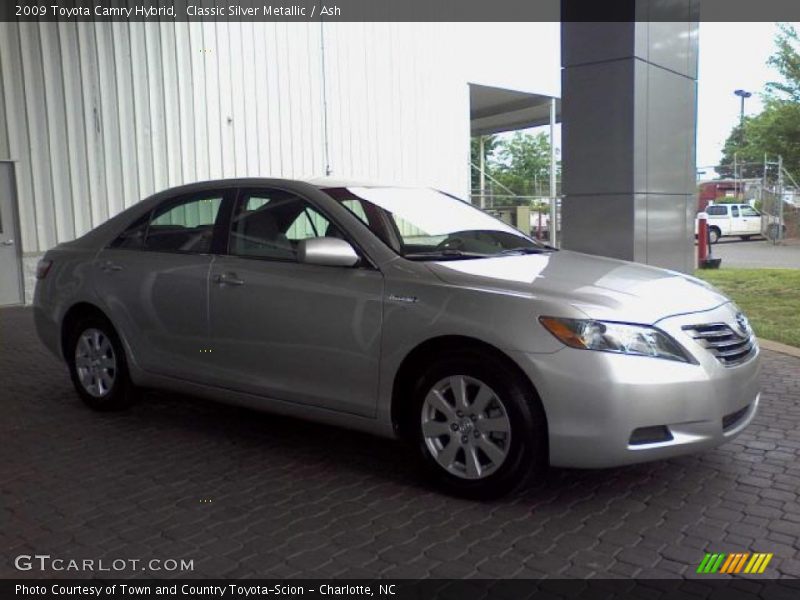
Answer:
[214, 272, 245, 286]
[100, 260, 123, 272]
[1, 239, 13, 246]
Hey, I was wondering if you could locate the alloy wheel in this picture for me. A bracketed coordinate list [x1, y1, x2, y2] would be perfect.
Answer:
[74, 328, 117, 398]
[420, 375, 512, 480]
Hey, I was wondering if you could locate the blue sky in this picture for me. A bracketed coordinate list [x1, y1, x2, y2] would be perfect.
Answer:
[696, 22, 791, 172]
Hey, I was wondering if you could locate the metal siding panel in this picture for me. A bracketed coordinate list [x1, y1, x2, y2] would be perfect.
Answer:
[76, 22, 108, 228]
[227, 21, 248, 177]
[57, 22, 92, 236]
[94, 22, 124, 218]
[159, 21, 182, 187]
[202, 21, 222, 179]
[0, 22, 37, 253]
[19, 22, 57, 251]
[294, 25, 315, 177]
[188, 22, 208, 180]
[38, 22, 75, 243]
[265, 24, 283, 175]
[174, 21, 195, 183]
[145, 24, 167, 193]
[240, 21, 260, 175]
[128, 22, 155, 198]
[330, 24, 352, 179]
[252, 23, 271, 175]
[215, 21, 235, 178]
[307, 23, 324, 177]
[275, 23, 294, 177]
[110, 21, 140, 209]
[388, 23, 403, 183]
[364, 24, 379, 180]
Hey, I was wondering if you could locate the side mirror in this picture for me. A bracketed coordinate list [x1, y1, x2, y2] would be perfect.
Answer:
[297, 237, 360, 267]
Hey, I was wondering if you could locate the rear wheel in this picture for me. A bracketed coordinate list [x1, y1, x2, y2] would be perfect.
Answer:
[67, 316, 137, 411]
[409, 352, 547, 499]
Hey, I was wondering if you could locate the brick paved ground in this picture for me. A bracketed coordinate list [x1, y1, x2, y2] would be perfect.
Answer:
[2, 305, 800, 579]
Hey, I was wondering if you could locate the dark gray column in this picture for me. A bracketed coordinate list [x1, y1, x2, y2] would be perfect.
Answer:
[560, 9, 699, 273]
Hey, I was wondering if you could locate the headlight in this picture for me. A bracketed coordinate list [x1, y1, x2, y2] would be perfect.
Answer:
[539, 317, 693, 363]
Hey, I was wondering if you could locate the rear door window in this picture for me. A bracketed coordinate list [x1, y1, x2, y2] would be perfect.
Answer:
[110, 193, 225, 253]
[706, 205, 728, 217]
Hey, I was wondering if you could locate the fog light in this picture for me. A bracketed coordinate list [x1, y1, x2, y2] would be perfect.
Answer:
[629, 425, 673, 445]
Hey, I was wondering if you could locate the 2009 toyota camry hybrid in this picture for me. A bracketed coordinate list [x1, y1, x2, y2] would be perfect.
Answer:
[34, 178, 760, 498]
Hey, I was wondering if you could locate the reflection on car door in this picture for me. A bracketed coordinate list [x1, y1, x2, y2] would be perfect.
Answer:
[206, 188, 384, 417]
[93, 191, 229, 380]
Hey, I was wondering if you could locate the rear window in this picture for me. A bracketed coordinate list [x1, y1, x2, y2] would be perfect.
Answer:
[706, 205, 728, 216]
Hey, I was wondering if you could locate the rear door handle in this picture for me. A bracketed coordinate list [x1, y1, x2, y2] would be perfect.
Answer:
[1, 239, 13, 246]
[214, 272, 245, 286]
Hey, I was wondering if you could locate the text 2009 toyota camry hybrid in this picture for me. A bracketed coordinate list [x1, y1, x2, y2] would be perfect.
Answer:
[34, 179, 760, 498]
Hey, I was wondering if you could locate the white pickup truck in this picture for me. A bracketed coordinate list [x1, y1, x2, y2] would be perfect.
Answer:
[695, 203, 763, 243]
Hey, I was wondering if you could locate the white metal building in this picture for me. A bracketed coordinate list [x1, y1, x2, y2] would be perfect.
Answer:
[0, 21, 559, 304]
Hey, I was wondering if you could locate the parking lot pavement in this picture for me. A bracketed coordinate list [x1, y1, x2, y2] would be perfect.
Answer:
[2, 306, 800, 580]
[710, 239, 800, 269]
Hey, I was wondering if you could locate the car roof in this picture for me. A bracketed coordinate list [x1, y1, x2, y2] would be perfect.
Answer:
[147, 177, 415, 196]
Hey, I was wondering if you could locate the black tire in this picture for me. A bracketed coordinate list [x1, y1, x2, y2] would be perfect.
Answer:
[66, 315, 137, 411]
[408, 351, 547, 500]
[708, 228, 721, 244]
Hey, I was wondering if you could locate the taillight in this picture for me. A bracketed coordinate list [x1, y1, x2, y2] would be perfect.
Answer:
[36, 259, 53, 279]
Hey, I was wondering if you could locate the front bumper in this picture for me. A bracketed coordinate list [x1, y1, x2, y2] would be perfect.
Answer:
[513, 303, 761, 468]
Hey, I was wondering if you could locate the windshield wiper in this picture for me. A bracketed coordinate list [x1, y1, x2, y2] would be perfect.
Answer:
[500, 246, 555, 255]
[404, 249, 489, 261]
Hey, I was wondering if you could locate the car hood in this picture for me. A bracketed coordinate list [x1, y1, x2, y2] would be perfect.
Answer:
[425, 250, 730, 324]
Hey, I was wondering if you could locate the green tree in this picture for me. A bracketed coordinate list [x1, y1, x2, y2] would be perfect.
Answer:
[766, 23, 800, 102]
[719, 23, 800, 178]
[491, 131, 557, 197]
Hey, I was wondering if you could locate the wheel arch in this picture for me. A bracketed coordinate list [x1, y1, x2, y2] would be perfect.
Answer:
[60, 302, 113, 360]
[390, 335, 546, 439]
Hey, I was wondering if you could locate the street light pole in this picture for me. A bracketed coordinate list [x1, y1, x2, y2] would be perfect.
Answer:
[734, 89, 752, 127]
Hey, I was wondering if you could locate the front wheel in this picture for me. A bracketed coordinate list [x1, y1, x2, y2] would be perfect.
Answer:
[409, 353, 547, 499]
[67, 316, 137, 411]
[708, 228, 721, 244]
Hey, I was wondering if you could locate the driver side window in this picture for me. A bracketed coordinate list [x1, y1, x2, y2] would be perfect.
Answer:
[229, 190, 338, 261]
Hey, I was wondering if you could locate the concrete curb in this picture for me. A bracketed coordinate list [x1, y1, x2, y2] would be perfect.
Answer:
[759, 338, 800, 359]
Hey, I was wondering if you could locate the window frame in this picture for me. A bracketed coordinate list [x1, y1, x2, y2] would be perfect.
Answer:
[706, 205, 728, 217]
[740, 206, 760, 217]
[220, 186, 375, 268]
[108, 188, 233, 255]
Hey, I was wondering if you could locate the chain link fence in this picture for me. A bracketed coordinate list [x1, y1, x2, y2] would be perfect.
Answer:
[698, 159, 800, 244]
[470, 193, 560, 242]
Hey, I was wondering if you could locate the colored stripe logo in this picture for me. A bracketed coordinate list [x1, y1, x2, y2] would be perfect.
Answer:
[696, 552, 773, 574]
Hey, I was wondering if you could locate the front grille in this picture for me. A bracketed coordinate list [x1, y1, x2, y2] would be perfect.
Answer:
[682, 322, 756, 367]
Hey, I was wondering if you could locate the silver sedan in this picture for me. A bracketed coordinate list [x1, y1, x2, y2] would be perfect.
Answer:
[34, 179, 760, 498]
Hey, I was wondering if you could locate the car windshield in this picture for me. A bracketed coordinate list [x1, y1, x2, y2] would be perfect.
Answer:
[323, 186, 550, 260]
